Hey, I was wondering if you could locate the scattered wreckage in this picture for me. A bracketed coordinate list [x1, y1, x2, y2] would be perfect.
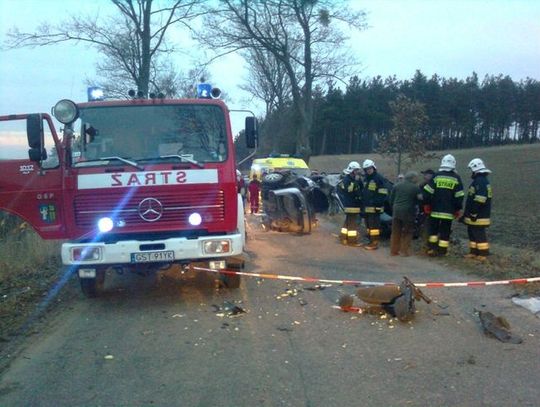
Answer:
[337, 277, 432, 322]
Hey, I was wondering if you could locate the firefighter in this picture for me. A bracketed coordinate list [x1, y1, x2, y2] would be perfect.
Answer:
[422, 154, 464, 256]
[337, 161, 363, 246]
[248, 174, 261, 214]
[362, 159, 388, 250]
[462, 158, 492, 261]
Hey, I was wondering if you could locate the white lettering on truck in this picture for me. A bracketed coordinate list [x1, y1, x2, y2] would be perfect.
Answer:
[77, 169, 218, 190]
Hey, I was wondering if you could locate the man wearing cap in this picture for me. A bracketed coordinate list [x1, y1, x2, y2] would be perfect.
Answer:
[337, 161, 363, 246]
[362, 159, 389, 250]
[462, 158, 493, 261]
[422, 154, 464, 256]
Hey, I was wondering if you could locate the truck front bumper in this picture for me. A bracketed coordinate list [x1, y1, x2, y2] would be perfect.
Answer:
[61, 233, 243, 266]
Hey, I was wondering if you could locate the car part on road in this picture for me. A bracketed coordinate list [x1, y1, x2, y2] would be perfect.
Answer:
[338, 277, 432, 322]
[478, 311, 523, 344]
[212, 301, 246, 317]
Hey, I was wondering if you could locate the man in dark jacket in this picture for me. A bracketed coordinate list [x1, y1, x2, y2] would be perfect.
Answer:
[362, 159, 389, 250]
[422, 154, 464, 256]
[462, 158, 492, 261]
[337, 161, 363, 246]
[389, 171, 421, 256]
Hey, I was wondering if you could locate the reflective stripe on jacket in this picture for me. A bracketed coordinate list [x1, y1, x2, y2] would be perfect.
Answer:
[363, 171, 388, 212]
[337, 174, 363, 212]
[422, 170, 464, 219]
[464, 173, 492, 226]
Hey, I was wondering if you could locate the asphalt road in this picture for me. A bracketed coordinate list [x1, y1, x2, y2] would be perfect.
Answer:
[1, 216, 539, 406]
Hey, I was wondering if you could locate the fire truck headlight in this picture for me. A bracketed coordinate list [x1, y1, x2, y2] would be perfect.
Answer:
[97, 217, 114, 233]
[71, 246, 102, 261]
[203, 240, 231, 254]
[188, 212, 202, 226]
[52, 99, 79, 124]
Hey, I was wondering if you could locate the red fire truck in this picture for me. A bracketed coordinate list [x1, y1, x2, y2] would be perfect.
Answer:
[0, 89, 257, 297]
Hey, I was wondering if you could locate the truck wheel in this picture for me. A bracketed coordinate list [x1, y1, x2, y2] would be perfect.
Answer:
[79, 267, 106, 298]
[222, 273, 241, 289]
[223, 259, 243, 289]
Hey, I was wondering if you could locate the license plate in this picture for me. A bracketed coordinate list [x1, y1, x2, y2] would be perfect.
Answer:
[131, 250, 175, 263]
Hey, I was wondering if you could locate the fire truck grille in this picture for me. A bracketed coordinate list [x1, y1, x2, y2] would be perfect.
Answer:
[74, 189, 225, 228]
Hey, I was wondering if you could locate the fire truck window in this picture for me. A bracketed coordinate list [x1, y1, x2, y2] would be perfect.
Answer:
[0, 118, 59, 168]
[73, 104, 227, 165]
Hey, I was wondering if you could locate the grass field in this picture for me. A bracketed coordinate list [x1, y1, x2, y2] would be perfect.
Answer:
[310, 143, 540, 251]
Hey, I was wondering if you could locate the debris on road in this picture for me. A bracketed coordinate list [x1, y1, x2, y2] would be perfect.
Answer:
[478, 311, 523, 344]
[276, 287, 300, 300]
[304, 284, 333, 291]
[212, 301, 246, 318]
[511, 296, 540, 316]
[336, 277, 431, 322]
[104, 354, 114, 360]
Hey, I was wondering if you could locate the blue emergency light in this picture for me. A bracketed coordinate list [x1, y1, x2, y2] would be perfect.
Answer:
[197, 83, 212, 99]
[87, 87, 105, 101]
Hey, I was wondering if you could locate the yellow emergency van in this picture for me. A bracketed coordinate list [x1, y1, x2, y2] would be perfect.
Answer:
[249, 155, 310, 180]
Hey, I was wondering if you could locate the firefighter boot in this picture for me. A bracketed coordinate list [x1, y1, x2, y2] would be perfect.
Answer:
[364, 229, 380, 250]
[464, 242, 477, 259]
[340, 227, 348, 245]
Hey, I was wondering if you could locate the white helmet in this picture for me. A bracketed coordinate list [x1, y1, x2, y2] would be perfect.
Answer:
[468, 158, 491, 174]
[362, 159, 376, 170]
[344, 161, 361, 174]
[439, 154, 456, 171]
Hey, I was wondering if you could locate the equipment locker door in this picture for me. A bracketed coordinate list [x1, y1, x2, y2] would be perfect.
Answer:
[0, 113, 67, 239]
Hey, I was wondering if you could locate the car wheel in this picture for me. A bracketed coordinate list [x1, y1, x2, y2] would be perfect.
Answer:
[263, 172, 284, 184]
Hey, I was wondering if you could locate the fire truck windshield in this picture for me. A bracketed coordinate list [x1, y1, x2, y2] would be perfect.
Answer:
[71, 104, 227, 167]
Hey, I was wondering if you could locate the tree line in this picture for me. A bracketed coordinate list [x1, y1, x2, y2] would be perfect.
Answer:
[5, 0, 539, 163]
[251, 70, 540, 160]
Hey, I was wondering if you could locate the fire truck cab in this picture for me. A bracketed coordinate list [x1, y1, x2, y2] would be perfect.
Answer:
[0, 91, 257, 297]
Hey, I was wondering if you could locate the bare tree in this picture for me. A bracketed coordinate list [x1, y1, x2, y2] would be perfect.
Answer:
[198, 0, 367, 159]
[5, 0, 205, 97]
[239, 48, 292, 115]
[377, 94, 432, 175]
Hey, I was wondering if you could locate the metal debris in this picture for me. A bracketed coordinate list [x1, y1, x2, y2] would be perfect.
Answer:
[213, 301, 246, 318]
[478, 311, 523, 344]
[511, 296, 540, 316]
[304, 284, 333, 291]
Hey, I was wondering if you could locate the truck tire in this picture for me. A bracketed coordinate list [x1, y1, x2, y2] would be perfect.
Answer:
[222, 273, 241, 289]
[79, 267, 106, 298]
[223, 258, 243, 288]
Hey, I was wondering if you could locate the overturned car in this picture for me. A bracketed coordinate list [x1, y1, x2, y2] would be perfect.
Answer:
[259, 170, 395, 237]
[260, 171, 332, 234]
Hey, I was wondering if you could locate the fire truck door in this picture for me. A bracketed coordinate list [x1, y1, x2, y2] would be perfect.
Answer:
[0, 114, 67, 239]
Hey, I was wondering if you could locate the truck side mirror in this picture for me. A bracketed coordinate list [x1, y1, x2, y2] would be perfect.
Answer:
[245, 117, 258, 149]
[26, 114, 46, 162]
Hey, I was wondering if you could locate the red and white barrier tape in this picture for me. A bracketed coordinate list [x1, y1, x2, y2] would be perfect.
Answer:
[192, 266, 540, 288]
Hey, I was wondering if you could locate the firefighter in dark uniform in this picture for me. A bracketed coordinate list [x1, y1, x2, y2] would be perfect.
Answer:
[337, 161, 363, 246]
[462, 158, 492, 261]
[362, 159, 388, 250]
[422, 154, 464, 256]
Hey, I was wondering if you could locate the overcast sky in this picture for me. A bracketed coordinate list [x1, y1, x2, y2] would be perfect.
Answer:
[1, 0, 539, 135]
